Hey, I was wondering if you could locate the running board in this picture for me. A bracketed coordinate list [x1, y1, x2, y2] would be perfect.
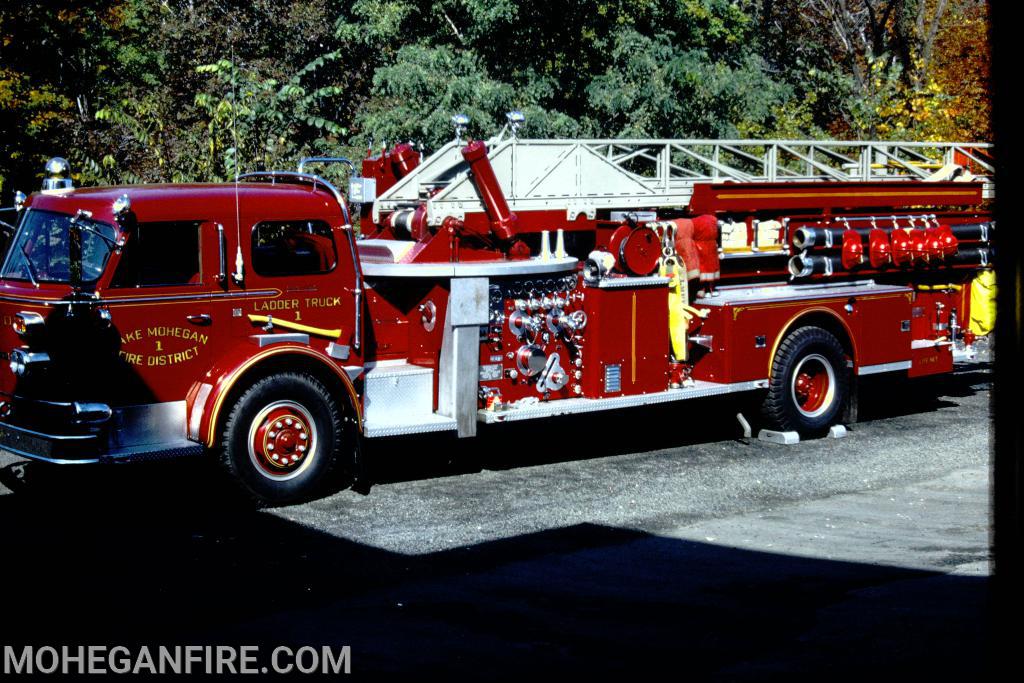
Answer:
[478, 379, 767, 424]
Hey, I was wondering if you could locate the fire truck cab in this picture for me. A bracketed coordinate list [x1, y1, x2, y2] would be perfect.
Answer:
[0, 172, 364, 501]
[0, 130, 996, 504]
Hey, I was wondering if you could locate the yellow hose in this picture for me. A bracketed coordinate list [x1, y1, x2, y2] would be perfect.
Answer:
[661, 259, 690, 361]
[915, 284, 963, 292]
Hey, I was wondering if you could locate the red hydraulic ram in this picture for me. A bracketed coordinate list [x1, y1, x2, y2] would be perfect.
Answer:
[461, 140, 518, 241]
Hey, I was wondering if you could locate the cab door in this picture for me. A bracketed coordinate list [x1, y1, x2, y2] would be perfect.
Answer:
[102, 220, 227, 404]
[241, 219, 358, 362]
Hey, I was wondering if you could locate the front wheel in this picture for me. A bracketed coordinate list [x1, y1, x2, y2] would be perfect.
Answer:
[762, 326, 848, 434]
[219, 372, 349, 505]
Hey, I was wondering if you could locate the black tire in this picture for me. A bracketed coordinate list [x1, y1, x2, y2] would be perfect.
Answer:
[762, 326, 848, 434]
[219, 372, 349, 505]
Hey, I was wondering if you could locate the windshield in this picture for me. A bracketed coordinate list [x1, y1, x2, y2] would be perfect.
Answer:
[0, 209, 116, 285]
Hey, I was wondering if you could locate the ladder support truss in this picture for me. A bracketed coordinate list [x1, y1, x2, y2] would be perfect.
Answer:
[372, 138, 994, 225]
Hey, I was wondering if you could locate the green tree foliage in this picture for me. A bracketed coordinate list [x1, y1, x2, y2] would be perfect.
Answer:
[0, 1, 125, 192]
[345, 0, 795, 143]
[0, 0, 992, 196]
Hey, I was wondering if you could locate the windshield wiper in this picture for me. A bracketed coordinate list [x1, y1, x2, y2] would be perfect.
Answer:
[19, 243, 39, 287]
[75, 221, 120, 250]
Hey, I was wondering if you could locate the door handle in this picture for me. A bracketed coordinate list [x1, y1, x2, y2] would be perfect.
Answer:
[186, 314, 212, 325]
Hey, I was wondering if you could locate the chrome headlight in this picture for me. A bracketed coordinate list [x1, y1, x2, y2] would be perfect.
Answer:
[12, 311, 45, 337]
[9, 348, 49, 376]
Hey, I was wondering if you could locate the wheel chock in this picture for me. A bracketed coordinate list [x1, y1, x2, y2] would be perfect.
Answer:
[827, 424, 848, 439]
[757, 429, 800, 445]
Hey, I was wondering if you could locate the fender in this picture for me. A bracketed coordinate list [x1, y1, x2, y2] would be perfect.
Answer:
[767, 306, 858, 376]
[186, 343, 363, 448]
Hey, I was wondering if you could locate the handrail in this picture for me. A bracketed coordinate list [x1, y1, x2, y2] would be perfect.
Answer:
[297, 157, 354, 175]
[237, 171, 351, 225]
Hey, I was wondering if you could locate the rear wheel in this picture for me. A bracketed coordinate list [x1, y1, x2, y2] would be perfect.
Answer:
[762, 326, 848, 434]
[220, 372, 349, 505]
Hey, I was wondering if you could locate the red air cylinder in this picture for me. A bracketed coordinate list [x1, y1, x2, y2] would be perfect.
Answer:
[461, 140, 517, 241]
[692, 214, 720, 282]
[840, 229, 864, 270]
[868, 228, 891, 268]
[671, 218, 700, 280]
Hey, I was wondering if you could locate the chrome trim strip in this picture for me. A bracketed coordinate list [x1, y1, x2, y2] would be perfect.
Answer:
[911, 339, 953, 349]
[0, 294, 64, 306]
[361, 257, 577, 278]
[857, 360, 912, 376]
[715, 279, 881, 292]
[0, 289, 281, 307]
[698, 283, 911, 307]
[100, 289, 280, 305]
[216, 222, 228, 284]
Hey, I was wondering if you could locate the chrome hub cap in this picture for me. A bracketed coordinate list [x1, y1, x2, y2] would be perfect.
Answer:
[791, 354, 836, 418]
[248, 401, 318, 481]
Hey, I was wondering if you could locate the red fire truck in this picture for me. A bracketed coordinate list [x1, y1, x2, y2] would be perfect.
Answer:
[0, 119, 995, 503]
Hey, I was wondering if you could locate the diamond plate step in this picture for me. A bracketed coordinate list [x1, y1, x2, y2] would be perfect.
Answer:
[362, 362, 457, 438]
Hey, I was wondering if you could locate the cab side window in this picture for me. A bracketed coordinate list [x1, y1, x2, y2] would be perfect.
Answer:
[251, 220, 336, 277]
[111, 221, 202, 287]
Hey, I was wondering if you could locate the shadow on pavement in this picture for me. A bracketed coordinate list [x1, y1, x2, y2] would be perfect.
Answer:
[0, 469, 991, 676]
[855, 366, 991, 422]
[0, 367, 991, 674]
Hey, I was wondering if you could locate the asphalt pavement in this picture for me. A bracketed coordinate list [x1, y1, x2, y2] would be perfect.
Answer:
[0, 367, 993, 676]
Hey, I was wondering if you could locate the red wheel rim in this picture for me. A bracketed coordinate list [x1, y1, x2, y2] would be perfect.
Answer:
[247, 400, 317, 481]
[790, 354, 836, 418]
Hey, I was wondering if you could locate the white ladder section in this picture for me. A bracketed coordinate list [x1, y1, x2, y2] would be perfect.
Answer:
[372, 138, 994, 226]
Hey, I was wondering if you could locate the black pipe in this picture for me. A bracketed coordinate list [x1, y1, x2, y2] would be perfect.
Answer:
[790, 246, 992, 278]
[792, 226, 871, 250]
[795, 221, 993, 251]
[788, 253, 842, 278]
[948, 246, 994, 266]
[946, 222, 994, 243]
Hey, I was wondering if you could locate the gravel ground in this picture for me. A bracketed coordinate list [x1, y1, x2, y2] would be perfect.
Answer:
[0, 366, 993, 675]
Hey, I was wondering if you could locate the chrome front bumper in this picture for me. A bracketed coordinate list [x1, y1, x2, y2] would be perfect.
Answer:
[0, 400, 204, 464]
[0, 421, 100, 463]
